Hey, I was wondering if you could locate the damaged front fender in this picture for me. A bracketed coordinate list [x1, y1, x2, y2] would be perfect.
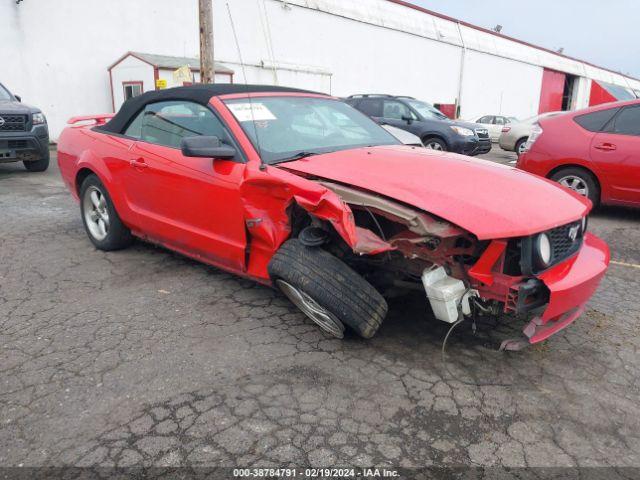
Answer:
[239, 164, 364, 280]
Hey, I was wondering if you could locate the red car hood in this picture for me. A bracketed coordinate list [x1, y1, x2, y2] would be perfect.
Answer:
[279, 146, 589, 240]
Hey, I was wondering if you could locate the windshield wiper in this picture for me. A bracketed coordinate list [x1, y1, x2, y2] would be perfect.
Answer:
[273, 151, 320, 164]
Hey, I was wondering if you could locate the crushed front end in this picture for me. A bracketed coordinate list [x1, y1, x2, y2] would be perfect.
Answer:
[316, 181, 610, 346]
[467, 223, 609, 348]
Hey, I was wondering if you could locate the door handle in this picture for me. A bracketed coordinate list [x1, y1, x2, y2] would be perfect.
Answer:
[129, 158, 149, 169]
[594, 143, 617, 151]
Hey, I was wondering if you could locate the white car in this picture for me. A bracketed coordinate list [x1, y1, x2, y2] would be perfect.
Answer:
[470, 115, 518, 142]
[499, 112, 563, 155]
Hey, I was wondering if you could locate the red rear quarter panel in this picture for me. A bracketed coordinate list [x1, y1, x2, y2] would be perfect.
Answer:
[57, 126, 135, 225]
[518, 114, 597, 178]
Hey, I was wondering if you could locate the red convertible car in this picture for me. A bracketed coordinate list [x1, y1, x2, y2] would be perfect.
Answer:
[58, 85, 609, 348]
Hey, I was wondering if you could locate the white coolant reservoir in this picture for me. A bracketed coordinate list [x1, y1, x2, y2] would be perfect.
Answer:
[421, 266, 471, 323]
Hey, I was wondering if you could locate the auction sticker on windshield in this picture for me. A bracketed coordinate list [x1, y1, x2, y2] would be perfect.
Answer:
[227, 102, 276, 122]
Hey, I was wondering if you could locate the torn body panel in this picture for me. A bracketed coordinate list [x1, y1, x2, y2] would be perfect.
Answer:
[239, 164, 360, 281]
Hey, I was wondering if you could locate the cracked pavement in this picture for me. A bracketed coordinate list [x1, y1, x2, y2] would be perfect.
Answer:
[1, 151, 639, 472]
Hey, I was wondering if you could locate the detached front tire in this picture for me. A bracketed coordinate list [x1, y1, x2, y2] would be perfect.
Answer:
[268, 239, 388, 339]
[79, 174, 133, 251]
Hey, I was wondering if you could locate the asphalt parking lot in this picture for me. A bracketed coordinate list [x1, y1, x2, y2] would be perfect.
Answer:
[1, 148, 640, 473]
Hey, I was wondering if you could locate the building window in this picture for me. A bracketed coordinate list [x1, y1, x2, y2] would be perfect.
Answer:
[123, 82, 143, 101]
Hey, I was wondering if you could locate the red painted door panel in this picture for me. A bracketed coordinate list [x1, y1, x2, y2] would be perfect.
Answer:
[591, 132, 640, 205]
[539, 69, 566, 114]
[124, 141, 248, 271]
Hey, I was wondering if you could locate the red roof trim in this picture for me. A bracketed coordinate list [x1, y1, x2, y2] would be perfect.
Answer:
[386, 0, 640, 83]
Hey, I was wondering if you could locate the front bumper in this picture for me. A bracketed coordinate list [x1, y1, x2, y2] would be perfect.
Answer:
[451, 137, 484, 156]
[471, 139, 492, 155]
[0, 125, 49, 163]
[523, 232, 609, 344]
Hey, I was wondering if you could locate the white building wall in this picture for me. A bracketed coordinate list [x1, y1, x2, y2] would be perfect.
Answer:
[0, 0, 199, 139]
[572, 77, 592, 111]
[219, 0, 462, 102]
[2, 0, 639, 140]
[110, 57, 155, 111]
[460, 50, 543, 120]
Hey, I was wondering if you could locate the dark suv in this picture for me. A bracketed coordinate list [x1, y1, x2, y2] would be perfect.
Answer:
[0, 82, 50, 172]
[346, 94, 490, 156]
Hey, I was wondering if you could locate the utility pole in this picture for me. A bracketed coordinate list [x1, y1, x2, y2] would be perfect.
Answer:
[199, 0, 215, 83]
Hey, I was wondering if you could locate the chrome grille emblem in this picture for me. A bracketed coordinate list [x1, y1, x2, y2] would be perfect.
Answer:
[568, 225, 580, 242]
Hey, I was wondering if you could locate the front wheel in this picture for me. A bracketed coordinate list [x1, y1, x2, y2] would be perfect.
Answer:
[268, 239, 388, 339]
[80, 174, 133, 250]
[23, 151, 50, 172]
[423, 137, 448, 151]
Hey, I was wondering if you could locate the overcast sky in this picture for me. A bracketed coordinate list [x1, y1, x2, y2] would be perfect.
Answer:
[409, 0, 640, 78]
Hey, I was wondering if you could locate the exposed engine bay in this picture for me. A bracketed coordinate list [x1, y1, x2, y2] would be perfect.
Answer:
[298, 181, 557, 342]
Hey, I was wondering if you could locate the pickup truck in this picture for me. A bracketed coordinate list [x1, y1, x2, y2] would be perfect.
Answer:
[0, 82, 50, 172]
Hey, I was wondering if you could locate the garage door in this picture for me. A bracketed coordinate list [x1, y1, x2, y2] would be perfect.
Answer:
[538, 69, 566, 113]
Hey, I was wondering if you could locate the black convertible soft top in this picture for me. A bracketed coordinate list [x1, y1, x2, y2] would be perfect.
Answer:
[97, 84, 321, 134]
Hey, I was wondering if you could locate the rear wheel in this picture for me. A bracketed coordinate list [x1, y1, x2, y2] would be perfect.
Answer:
[80, 174, 133, 250]
[268, 239, 388, 339]
[23, 151, 50, 172]
[423, 137, 447, 151]
[515, 138, 528, 156]
[550, 167, 600, 206]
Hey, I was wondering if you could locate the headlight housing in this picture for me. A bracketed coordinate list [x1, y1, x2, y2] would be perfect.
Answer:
[32, 112, 46, 125]
[450, 126, 475, 137]
[581, 216, 588, 234]
[534, 233, 553, 269]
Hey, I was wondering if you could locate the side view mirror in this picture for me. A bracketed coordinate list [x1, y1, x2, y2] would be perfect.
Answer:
[401, 115, 413, 125]
[181, 136, 236, 159]
[14, 95, 21, 102]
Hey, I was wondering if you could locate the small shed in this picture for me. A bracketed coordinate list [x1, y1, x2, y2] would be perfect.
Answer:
[108, 51, 234, 111]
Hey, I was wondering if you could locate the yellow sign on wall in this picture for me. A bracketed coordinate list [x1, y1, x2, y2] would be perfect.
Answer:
[155, 79, 167, 89]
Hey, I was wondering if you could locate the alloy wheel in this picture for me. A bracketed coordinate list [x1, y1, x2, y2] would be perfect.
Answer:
[83, 186, 110, 241]
[517, 141, 527, 155]
[558, 175, 589, 197]
[425, 141, 443, 150]
[276, 279, 345, 338]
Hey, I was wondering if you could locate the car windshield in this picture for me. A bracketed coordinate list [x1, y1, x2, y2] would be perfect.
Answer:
[405, 99, 448, 120]
[224, 96, 399, 164]
[0, 84, 13, 101]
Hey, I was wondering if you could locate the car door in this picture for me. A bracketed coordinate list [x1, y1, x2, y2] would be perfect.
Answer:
[120, 100, 248, 272]
[590, 104, 640, 205]
[379, 99, 418, 130]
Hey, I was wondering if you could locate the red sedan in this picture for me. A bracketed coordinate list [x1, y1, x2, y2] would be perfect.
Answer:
[57, 85, 609, 348]
[518, 99, 640, 207]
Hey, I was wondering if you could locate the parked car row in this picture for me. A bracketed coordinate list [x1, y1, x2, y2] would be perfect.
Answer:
[345, 94, 491, 156]
[3, 77, 637, 211]
[469, 115, 518, 142]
